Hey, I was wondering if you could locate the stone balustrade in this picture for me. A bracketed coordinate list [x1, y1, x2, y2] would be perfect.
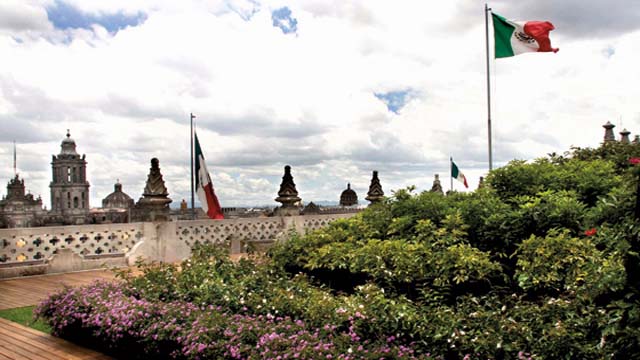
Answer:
[0, 213, 356, 278]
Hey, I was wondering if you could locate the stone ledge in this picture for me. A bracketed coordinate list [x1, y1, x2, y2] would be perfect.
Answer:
[0, 249, 127, 278]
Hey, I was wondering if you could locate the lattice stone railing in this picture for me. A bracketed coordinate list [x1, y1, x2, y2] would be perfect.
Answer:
[176, 213, 355, 249]
[177, 217, 285, 248]
[0, 223, 144, 266]
[0, 213, 358, 277]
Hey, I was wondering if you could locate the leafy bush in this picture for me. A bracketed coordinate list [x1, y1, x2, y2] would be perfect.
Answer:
[38, 141, 640, 359]
[515, 230, 625, 298]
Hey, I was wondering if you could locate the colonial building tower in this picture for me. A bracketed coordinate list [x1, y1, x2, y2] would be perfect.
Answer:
[49, 130, 90, 224]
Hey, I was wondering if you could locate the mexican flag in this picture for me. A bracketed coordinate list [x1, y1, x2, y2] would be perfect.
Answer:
[492, 12, 558, 58]
[451, 159, 468, 188]
[195, 132, 224, 220]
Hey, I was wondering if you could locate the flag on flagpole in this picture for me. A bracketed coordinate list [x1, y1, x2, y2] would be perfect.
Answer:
[451, 159, 468, 188]
[492, 12, 558, 58]
[194, 132, 224, 219]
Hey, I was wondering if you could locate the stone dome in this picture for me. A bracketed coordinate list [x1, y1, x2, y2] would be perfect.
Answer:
[60, 130, 78, 155]
[339, 183, 358, 206]
[102, 182, 134, 209]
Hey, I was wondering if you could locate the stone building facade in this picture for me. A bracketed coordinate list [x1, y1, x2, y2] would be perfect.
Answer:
[49, 131, 90, 225]
[1, 133, 386, 228]
[0, 175, 46, 228]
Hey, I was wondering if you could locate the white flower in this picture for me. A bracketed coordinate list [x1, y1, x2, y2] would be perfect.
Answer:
[347, 348, 353, 354]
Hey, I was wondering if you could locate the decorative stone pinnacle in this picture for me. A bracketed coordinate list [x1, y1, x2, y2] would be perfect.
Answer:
[366, 170, 384, 204]
[275, 165, 301, 208]
[143, 158, 169, 198]
[603, 121, 616, 143]
[620, 128, 631, 144]
[430, 174, 443, 194]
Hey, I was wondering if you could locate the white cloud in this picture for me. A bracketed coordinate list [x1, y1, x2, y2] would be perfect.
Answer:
[0, 0, 52, 32]
[0, 0, 638, 208]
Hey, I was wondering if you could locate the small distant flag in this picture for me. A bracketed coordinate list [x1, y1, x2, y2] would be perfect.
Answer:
[194, 132, 224, 219]
[451, 158, 468, 188]
[492, 12, 558, 58]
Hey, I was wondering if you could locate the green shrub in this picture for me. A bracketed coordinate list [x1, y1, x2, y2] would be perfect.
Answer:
[515, 230, 625, 298]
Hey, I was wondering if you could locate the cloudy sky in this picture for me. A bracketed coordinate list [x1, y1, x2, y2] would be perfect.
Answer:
[1, 0, 639, 208]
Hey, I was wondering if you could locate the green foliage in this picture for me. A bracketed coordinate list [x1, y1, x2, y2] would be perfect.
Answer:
[0, 306, 51, 333]
[515, 230, 625, 297]
[486, 158, 621, 206]
[44, 140, 640, 359]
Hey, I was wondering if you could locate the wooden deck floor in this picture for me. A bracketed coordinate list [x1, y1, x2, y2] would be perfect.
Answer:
[0, 270, 118, 359]
[0, 318, 112, 360]
[0, 270, 117, 310]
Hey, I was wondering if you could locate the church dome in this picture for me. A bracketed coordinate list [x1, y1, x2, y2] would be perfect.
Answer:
[102, 181, 134, 209]
[60, 130, 78, 155]
[339, 183, 358, 206]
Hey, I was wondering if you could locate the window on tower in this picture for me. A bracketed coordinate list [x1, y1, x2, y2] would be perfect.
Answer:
[74, 197, 79, 208]
[67, 167, 71, 182]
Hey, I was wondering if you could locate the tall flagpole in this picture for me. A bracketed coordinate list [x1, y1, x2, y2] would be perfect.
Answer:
[190, 113, 196, 220]
[485, 3, 493, 171]
[13, 140, 16, 175]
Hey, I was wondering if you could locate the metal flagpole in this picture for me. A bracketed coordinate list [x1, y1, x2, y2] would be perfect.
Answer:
[485, 3, 493, 171]
[13, 140, 16, 175]
[190, 113, 196, 220]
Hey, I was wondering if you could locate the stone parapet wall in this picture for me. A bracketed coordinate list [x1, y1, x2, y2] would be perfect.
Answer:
[0, 213, 357, 278]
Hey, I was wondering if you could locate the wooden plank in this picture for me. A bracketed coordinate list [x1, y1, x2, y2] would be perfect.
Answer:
[0, 329, 62, 360]
[0, 270, 118, 309]
[0, 350, 14, 360]
[0, 342, 49, 360]
[0, 319, 106, 358]
[0, 319, 111, 359]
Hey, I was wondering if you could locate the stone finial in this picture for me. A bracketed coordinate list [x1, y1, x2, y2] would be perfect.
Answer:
[620, 128, 631, 144]
[133, 158, 172, 221]
[430, 174, 443, 194]
[365, 170, 384, 204]
[633, 135, 640, 144]
[478, 176, 485, 189]
[603, 121, 616, 143]
[275, 165, 301, 208]
[143, 158, 169, 197]
[180, 199, 188, 212]
[339, 183, 358, 206]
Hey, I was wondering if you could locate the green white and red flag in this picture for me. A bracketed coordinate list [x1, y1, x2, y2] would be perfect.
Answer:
[451, 159, 468, 188]
[492, 12, 558, 58]
[195, 132, 224, 220]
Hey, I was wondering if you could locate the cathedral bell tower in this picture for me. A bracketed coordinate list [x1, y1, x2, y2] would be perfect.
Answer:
[50, 130, 90, 224]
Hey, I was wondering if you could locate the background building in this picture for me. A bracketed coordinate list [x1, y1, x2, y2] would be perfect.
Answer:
[49, 130, 90, 225]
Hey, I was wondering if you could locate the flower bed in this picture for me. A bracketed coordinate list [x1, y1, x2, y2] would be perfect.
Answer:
[36, 280, 428, 359]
